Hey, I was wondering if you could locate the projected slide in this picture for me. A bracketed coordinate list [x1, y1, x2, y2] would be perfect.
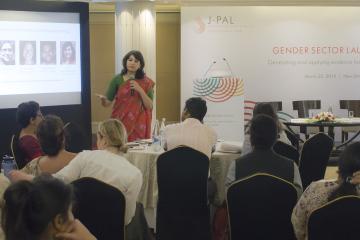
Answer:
[0, 10, 81, 108]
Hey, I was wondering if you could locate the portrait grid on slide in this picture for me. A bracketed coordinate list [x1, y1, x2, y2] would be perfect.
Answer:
[60, 41, 76, 65]
[0, 40, 15, 65]
[40, 41, 56, 65]
[20, 41, 36, 65]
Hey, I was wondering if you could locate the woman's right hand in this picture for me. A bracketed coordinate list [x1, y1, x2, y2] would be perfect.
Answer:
[95, 94, 111, 107]
[8, 170, 34, 182]
[56, 219, 97, 240]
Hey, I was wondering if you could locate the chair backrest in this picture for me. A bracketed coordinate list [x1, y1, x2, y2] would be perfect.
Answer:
[64, 122, 85, 153]
[293, 100, 321, 118]
[273, 141, 299, 165]
[284, 128, 300, 150]
[71, 177, 126, 240]
[308, 195, 360, 240]
[299, 133, 333, 189]
[10, 134, 26, 169]
[339, 100, 360, 117]
[156, 146, 210, 240]
[227, 173, 297, 240]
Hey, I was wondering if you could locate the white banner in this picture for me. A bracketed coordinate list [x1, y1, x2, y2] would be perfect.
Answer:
[181, 6, 360, 141]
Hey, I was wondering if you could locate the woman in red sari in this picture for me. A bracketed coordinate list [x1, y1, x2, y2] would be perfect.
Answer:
[97, 50, 154, 142]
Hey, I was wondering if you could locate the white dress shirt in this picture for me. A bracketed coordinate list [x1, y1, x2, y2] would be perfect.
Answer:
[163, 118, 217, 159]
[54, 150, 142, 225]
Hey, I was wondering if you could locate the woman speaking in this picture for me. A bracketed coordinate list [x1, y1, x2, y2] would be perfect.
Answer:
[97, 50, 154, 142]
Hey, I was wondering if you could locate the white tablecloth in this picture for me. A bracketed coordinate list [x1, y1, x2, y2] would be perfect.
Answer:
[125, 147, 240, 208]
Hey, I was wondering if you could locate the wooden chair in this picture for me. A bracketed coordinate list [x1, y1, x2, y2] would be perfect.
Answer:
[299, 133, 333, 189]
[71, 177, 126, 240]
[156, 146, 211, 240]
[277, 112, 302, 149]
[308, 195, 360, 240]
[293, 100, 321, 139]
[227, 173, 297, 240]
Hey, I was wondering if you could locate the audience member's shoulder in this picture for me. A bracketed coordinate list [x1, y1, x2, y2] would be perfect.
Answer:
[306, 179, 338, 192]
[164, 122, 181, 131]
[274, 151, 295, 164]
[203, 123, 217, 135]
[74, 149, 104, 160]
[19, 134, 38, 142]
[235, 152, 253, 163]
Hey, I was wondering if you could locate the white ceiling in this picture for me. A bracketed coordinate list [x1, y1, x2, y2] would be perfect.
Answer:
[57, 0, 360, 4]
[51, 0, 360, 12]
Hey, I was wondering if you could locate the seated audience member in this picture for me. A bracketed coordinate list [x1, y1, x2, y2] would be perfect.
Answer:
[16, 101, 43, 166]
[1, 174, 96, 240]
[292, 142, 360, 240]
[241, 103, 291, 156]
[10, 119, 142, 226]
[0, 175, 10, 240]
[163, 97, 217, 159]
[21, 115, 77, 176]
[226, 114, 302, 197]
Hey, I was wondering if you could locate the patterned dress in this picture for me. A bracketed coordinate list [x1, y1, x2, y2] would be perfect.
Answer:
[291, 179, 341, 240]
[21, 156, 43, 176]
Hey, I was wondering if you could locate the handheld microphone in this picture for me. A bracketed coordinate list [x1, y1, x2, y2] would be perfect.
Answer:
[129, 74, 135, 96]
[222, 57, 234, 76]
[203, 60, 216, 78]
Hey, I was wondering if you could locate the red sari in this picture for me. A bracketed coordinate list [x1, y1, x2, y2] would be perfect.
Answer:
[111, 76, 154, 142]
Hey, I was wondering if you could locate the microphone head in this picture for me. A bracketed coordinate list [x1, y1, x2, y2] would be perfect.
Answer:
[213, 61, 216, 63]
[222, 58, 226, 61]
[128, 74, 135, 80]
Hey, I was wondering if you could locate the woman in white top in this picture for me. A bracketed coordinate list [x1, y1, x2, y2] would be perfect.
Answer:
[53, 119, 142, 225]
[10, 119, 142, 226]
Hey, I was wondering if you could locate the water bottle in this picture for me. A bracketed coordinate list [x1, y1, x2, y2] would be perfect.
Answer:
[159, 118, 166, 148]
[2, 155, 17, 178]
[328, 105, 333, 113]
[152, 120, 161, 151]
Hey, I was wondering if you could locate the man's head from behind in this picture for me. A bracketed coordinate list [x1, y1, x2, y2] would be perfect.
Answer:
[182, 97, 207, 122]
[250, 114, 277, 150]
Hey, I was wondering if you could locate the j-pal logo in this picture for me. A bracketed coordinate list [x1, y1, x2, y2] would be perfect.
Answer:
[207, 16, 235, 24]
[193, 77, 244, 102]
[195, 16, 235, 33]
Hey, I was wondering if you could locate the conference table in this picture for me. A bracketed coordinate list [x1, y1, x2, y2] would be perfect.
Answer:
[284, 117, 360, 149]
[124, 146, 241, 209]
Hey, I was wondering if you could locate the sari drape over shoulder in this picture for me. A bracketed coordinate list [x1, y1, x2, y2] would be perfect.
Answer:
[109, 75, 154, 142]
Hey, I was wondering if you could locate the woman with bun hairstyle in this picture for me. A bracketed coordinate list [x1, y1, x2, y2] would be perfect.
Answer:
[1, 174, 96, 240]
[21, 115, 76, 176]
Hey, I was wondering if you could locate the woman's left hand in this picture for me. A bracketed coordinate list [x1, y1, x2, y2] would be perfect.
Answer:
[130, 80, 143, 94]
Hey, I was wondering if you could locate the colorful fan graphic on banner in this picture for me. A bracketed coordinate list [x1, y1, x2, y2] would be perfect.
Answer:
[193, 77, 244, 102]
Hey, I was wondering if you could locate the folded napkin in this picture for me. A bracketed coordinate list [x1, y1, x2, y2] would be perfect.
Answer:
[216, 141, 243, 153]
